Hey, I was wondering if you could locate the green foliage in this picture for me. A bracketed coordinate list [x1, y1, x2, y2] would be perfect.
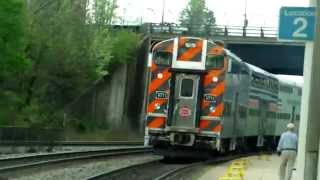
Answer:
[110, 30, 141, 65]
[0, 0, 141, 128]
[179, 0, 217, 35]
[90, 29, 113, 77]
[0, 0, 30, 127]
[0, 0, 29, 79]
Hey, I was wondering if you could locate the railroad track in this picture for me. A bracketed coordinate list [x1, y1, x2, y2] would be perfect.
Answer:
[86, 152, 269, 180]
[155, 155, 243, 180]
[85, 159, 187, 180]
[0, 140, 144, 146]
[0, 146, 152, 176]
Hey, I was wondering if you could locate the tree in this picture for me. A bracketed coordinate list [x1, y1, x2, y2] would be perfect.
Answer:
[0, 0, 29, 126]
[19, 0, 116, 127]
[179, 0, 217, 35]
[0, 0, 29, 81]
[0, 0, 141, 128]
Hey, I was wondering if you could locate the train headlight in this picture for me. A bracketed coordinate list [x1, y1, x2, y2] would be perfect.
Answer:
[212, 76, 218, 82]
[209, 106, 216, 112]
[157, 73, 163, 79]
[155, 103, 161, 110]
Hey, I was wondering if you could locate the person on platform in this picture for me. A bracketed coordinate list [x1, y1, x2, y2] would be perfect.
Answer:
[277, 123, 298, 180]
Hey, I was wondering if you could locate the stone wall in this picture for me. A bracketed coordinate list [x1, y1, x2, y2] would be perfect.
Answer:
[65, 37, 150, 133]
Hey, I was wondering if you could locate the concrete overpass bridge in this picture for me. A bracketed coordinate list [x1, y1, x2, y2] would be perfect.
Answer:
[138, 23, 305, 75]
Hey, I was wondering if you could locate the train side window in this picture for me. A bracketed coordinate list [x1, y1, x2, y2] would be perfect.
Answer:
[206, 55, 224, 69]
[154, 51, 172, 66]
[267, 111, 277, 119]
[297, 88, 302, 96]
[278, 113, 291, 120]
[180, 79, 193, 97]
[239, 106, 247, 118]
[223, 102, 232, 116]
[249, 108, 259, 116]
[279, 85, 293, 94]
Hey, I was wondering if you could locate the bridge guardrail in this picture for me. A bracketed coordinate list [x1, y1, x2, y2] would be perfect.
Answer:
[142, 23, 278, 38]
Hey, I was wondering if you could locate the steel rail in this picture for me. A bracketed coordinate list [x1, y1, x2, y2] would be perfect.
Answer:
[0, 147, 152, 174]
[86, 154, 249, 180]
[0, 140, 143, 146]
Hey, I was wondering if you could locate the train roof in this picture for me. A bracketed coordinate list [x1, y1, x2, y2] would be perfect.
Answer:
[224, 49, 242, 63]
[276, 75, 303, 87]
[244, 63, 279, 80]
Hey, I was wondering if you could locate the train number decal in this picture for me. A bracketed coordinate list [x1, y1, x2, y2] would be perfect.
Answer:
[155, 91, 168, 99]
[204, 94, 216, 102]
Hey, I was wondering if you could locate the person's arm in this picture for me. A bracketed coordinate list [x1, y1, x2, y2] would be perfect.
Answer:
[295, 133, 298, 151]
[277, 134, 284, 153]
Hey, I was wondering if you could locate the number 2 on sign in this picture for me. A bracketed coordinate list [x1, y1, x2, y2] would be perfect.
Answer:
[293, 17, 308, 38]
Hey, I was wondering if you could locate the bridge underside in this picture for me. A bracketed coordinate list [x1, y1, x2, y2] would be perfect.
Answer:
[148, 34, 304, 76]
[227, 43, 304, 75]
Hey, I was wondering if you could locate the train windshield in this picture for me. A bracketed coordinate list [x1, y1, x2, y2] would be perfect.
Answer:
[206, 55, 224, 69]
[154, 51, 172, 66]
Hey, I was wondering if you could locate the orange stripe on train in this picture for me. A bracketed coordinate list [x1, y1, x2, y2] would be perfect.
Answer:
[209, 103, 224, 116]
[201, 81, 225, 110]
[203, 57, 228, 87]
[201, 100, 210, 110]
[178, 37, 188, 47]
[209, 81, 225, 96]
[147, 98, 168, 113]
[212, 124, 222, 132]
[199, 120, 222, 133]
[148, 117, 165, 128]
[148, 68, 171, 95]
[178, 40, 203, 61]
[151, 62, 158, 72]
[199, 119, 211, 129]
[207, 46, 224, 55]
[203, 70, 222, 87]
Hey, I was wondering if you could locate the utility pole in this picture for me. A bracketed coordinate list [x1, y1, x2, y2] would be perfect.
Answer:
[161, 0, 165, 24]
[244, 0, 248, 27]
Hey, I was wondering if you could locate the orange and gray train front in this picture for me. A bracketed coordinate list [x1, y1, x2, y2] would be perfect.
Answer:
[145, 37, 227, 154]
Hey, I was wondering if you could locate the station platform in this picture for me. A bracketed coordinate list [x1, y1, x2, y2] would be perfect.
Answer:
[199, 154, 297, 180]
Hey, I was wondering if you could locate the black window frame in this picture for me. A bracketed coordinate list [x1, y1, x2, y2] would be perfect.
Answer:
[223, 102, 232, 116]
[239, 106, 247, 118]
[180, 78, 194, 98]
[205, 54, 225, 70]
[153, 51, 172, 66]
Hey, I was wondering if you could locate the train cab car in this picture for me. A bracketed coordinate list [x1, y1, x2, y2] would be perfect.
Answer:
[145, 37, 227, 156]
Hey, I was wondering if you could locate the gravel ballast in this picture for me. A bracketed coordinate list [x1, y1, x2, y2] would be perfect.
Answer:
[9, 154, 161, 180]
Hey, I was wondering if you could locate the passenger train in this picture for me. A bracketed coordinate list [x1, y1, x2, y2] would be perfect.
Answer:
[144, 37, 302, 158]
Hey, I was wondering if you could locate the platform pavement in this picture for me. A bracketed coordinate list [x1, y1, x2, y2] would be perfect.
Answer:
[198, 154, 298, 180]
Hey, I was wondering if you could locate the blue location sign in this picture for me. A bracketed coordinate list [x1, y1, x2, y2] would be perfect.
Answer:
[279, 7, 316, 41]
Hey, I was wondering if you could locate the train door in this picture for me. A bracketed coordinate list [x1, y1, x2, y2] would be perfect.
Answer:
[230, 92, 239, 150]
[171, 73, 200, 128]
[232, 92, 239, 136]
[291, 106, 296, 123]
[257, 99, 267, 146]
